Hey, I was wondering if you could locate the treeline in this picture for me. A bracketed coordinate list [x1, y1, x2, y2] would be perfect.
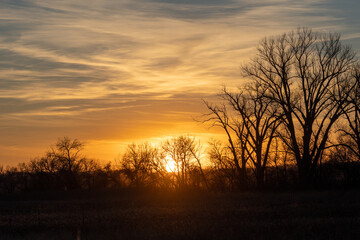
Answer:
[1, 27, 360, 194]
[0, 136, 215, 193]
[0, 134, 359, 194]
[0, 136, 208, 193]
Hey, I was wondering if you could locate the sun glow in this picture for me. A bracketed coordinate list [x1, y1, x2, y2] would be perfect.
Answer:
[165, 156, 177, 172]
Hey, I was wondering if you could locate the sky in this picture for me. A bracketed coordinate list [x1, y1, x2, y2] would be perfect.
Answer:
[0, 0, 359, 165]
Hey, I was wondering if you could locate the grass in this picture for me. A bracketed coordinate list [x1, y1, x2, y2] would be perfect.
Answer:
[0, 189, 359, 239]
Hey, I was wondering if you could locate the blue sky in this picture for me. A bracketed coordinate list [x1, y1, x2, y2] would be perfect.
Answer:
[0, 0, 359, 164]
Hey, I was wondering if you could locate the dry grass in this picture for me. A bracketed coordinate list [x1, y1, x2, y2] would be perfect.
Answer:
[0, 189, 359, 239]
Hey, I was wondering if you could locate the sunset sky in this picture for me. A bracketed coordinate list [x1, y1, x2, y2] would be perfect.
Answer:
[1, 0, 360, 165]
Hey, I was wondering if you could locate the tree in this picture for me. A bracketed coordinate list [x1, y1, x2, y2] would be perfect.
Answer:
[119, 143, 158, 188]
[207, 139, 238, 190]
[49, 137, 86, 173]
[79, 158, 102, 189]
[204, 85, 280, 189]
[27, 137, 107, 190]
[203, 99, 249, 189]
[336, 65, 360, 161]
[161, 135, 208, 189]
[32, 137, 86, 189]
[242, 27, 358, 186]
[225, 85, 281, 189]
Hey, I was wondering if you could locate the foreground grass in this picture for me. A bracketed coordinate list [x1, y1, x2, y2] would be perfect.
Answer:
[0, 189, 359, 239]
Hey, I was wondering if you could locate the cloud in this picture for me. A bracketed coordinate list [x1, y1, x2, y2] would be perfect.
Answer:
[0, 0, 359, 164]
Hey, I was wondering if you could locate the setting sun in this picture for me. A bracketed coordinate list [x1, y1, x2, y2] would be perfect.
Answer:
[165, 156, 177, 172]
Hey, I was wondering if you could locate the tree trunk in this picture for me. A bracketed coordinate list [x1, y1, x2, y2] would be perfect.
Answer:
[256, 166, 264, 190]
[297, 158, 313, 188]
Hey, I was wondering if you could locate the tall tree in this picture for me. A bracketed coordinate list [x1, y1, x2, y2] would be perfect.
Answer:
[242, 28, 357, 185]
[204, 83, 280, 189]
[224, 84, 281, 189]
[203, 99, 249, 189]
[336, 65, 360, 161]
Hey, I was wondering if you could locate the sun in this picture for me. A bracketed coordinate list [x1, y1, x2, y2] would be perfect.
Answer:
[165, 155, 177, 172]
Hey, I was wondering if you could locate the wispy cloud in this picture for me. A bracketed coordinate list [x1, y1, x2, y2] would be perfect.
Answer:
[0, 0, 359, 164]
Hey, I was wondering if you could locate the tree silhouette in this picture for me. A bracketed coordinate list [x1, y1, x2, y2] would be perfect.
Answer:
[161, 135, 207, 190]
[28, 137, 87, 189]
[119, 143, 158, 188]
[203, 99, 249, 189]
[224, 85, 281, 189]
[336, 65, 360, 161]
[242, 27, 358, 186]
[204, 85, 280, 189]
[207, 139, 239, 190]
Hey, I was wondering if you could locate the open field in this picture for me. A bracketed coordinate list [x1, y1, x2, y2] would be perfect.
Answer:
[0, 190, 359, 240]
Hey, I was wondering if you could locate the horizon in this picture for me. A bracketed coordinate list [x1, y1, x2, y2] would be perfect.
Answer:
[1, 0, 360, 165]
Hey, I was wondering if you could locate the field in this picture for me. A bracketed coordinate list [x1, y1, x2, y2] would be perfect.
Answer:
[0, 189, 359, 240]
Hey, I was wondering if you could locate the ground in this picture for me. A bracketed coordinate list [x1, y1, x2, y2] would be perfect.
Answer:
[0, 189, 359, 239]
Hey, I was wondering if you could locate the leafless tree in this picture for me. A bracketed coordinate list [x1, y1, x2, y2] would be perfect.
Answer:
[242, 27, 358, 185]
[224, 85, 281, 189]
[29, 156, 59, 175]
[161, 135, 207, 189]
[79, 158, 102, 189]
[119, 143, 158, 188]
[335, 65, 360, 161]
[48, 137, 86, 173]
[45, 137, 87, 189]
[27, 137, 106, 190]
[203, 99, 249, 189]
[207, 139, 238, 190]
[204, 84, 280, 189]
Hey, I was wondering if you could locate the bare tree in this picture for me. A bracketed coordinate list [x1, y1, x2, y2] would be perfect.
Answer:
[29, 156, 60, 175]
[336, 65, 360, 161]
[203, 84, 280, 189]
[119, 143, 158, 188]
[27, 137, 106, 190]
[203, 99, 249, 189]
[161, 135, 207, 189]
[207, 139, 238, 190]
[48, 137, 86, 173]
[242, 28, 357, 186]
[224, 85, 281, 189]
[78, 158, 102, 189]
[45, 137, 86, 189]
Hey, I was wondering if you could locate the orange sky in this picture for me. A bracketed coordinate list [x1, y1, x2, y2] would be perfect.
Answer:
[0, 0, 359, 165]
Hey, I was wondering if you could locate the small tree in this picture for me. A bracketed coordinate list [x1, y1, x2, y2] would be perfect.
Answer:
[208, 139, 238, 190]
[31, 137, 86, 189]
[162, 135, 207, 190]
[119, 143, 158, 188]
